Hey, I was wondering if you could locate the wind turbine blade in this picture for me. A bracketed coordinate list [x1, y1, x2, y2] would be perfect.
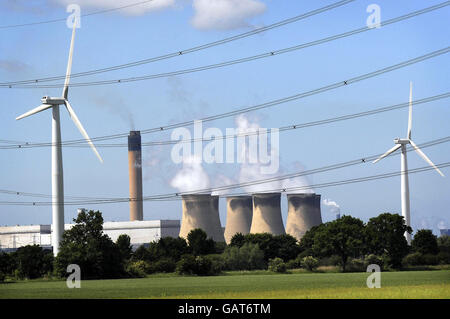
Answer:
[62, 22, 77, 100]
[407, 81, 413, 139]
[64, 100, 103, 163]
[372, 144, 402, 163]
[409, 140, 444, 177]
[16, 104, 52, 120]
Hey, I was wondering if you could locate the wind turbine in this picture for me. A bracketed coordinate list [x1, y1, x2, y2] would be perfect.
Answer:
[15, 22, 103, 256]
[373, 82, 444, 245]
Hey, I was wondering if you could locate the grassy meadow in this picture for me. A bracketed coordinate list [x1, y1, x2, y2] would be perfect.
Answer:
[0, 269, 449, 299]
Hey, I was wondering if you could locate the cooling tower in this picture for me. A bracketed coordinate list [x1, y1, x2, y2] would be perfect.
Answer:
[250, 193, 285, 235]
[285, 193, 322, 241]
[179, 194, 225, 242]
[224, 196, 253, 244]
[128, 131, 143, 221]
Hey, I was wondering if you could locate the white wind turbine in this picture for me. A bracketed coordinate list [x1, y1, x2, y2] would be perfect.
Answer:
[373, 82, 444, 245]
[15, 22, 103, 256]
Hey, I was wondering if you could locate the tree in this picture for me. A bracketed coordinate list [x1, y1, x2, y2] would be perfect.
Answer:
[222, 243, 266, 270]
[272, 234, 301, 262]
[148, 236, 190, 262]
[412, 229, 439, 255]
[229, 233, 246, 247]
[54, 210, 124, 279]
[366, 213, 412, 268]
[186, 229, 215, 256]
[312, 215, 366, 271]
[116, 234, 132, 261]
[437, 235, 450, 254]
[11, 245, 53, 279]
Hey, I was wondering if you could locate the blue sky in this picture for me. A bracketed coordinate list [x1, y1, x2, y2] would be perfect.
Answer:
[0, 0, 449, 235]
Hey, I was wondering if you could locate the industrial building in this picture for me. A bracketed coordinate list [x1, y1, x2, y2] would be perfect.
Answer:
[179, 194, 225, 242]
[285, 193, 322, 241]
[250, 193, 286, 235]
[0, 219, 180, 252]
[224, 195, 253, 244]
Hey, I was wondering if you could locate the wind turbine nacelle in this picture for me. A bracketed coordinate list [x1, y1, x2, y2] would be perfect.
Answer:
[394, 138, 410, 145]
[41, 96, 66, 105]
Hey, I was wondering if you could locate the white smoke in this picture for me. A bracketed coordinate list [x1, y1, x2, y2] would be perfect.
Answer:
[322, 198, 341, 214]
[236, 114, 311, 194]
[170, 155, 210, 193]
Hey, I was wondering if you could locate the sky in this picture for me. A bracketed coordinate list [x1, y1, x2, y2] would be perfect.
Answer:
[0, 0, 449, 236]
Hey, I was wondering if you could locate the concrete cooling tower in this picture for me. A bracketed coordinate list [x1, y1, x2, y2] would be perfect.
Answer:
[128, 131, 143, 221]
[179, 194, 225, 242]
[285, 193, 322, 241]
[250, 193, 285, 235]
[224, 196, 253, 244]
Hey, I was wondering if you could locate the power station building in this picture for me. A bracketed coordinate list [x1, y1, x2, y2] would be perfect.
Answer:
[224, 195, 253, 244]
[285, 193, 322, 241]
[0, 219, 180, 251]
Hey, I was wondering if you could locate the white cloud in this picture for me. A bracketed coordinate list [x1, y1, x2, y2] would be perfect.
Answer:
[191, 0, 266, 30]
[52, 0, 176, 16]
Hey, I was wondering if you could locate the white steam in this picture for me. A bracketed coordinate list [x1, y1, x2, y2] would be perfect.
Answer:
[170, 155, 210, 193]
[322, 198, 341, 214]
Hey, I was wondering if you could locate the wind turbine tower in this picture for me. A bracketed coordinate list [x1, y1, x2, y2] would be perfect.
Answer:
[373, 82, 444, 244]
[15, 22, 103, 256]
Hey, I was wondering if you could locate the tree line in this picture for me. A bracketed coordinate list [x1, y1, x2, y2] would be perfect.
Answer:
[0, 210, 449, 281]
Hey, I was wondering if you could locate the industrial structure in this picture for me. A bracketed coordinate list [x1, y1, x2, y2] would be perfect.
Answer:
[373, 82, 445, 245]
[250, 193, 285, 235]
[179, 194, 225, 242]
[128, 131, 144, 221]
[14, 23, 103, 256]
[0, 220, 180, 252]
[224, 195, 253, 244]
[285, 193, 322, 241]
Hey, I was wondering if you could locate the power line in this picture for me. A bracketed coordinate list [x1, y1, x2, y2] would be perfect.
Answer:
[2, 161, 448, 205]
[0, 0, 156, 29]
[5, 46, 450, 147]
[5, 1, 448, 89]
[1, 136, 448, 204]
[2, 92, 448, 149]
[0, 0, 356, 85]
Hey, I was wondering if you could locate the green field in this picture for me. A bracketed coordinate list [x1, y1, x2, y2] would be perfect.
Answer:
[0, 270, 449, 299]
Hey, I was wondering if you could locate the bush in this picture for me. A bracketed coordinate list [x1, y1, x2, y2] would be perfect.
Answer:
[402, 252, 424, 266]
[422, 254, 439, 266]
[286, 256, 302, 270]
[346, 258, 365, 272]
[175, 255, 221, 276]
[222, 243, 266, 271]
[205, 254, 225, 274]
[364, 254, 383, 268]
[176, 255, 197, 275]
[0, 271, 4, 282]
[147, 258, 176, 274]
[116, 234, 132, 261]
[13, 245, 53, 279]
[125, 260, 149, 278]
[318, 255, 341, 267]
[268, 257, 287, 273]
[437, 252, 450, 264]
[300, 256, 319, 271]
[438, 235, 450, 254]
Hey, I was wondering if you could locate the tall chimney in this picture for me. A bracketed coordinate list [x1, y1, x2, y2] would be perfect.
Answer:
[250, 193, 285, 235]
[285, 193, 322, 241]
[128, 131, 143, 221]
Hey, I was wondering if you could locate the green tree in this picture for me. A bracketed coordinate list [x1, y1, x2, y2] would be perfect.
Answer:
[312, 215, 366, 272]
[148, 236, 190, 262]
[116, 234, 132, 261]
[222, 243, 266, 270]
[54, 210, 124, 279]
[229, 233, 246, 247]
[186, 229, 215, 256]
[412, 229, 439, 255]
[366, 213, 412, 268]
[12, 245, 53, 279]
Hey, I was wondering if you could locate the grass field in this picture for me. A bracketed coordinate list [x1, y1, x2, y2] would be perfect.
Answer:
[0, 270, 449, 299]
